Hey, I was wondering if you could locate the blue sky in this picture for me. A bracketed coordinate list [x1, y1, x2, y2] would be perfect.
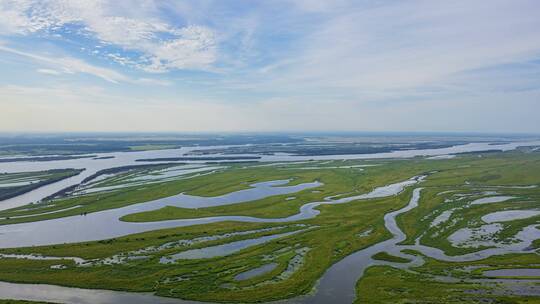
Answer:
[0, 0, 539, 133]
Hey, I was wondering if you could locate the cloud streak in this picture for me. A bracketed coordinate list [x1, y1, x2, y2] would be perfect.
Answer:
[0, 44, 128, 83]
[0, 0, 539, 132]
[0, 44, 173, 85]
[0, 0, 217, 72]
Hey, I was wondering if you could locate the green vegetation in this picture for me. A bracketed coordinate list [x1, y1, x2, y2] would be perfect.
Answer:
[395, 151, 540, 254]
[355, 265, 540, 304]
[356, 265, 483, 303]
[372, 252, 410, 263]
[400, 250, 540, 278]
[357, 252, 540, 303]
[0, 159, 433, 224]
[354, 151, 540, 303]
[121, 160, 432, 222]
[0, 151, 539, 302]
[0, 190, 407, 302]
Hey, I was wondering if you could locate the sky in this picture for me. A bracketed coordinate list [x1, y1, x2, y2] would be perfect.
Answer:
[0, 0, 539, 133]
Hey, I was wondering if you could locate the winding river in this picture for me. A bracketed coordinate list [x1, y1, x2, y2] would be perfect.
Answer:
[1, 140, 539, 211]
[0, 176, 420, 248]
[1, 185, 537, 303]
[1, 140, 540, 303]
[0, 184, 539, 303]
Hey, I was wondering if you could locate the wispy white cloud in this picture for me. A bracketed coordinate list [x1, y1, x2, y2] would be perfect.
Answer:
[0, 44, 171, 85]
[142, 25, 216, 72]
[0, 0, 217, 72]
[134, 78, 172, 86]
[256, 0, 540, 96]
[0, 0, 539, 132]
[36, 68, 61, 75]
[0, 44, 128, 83]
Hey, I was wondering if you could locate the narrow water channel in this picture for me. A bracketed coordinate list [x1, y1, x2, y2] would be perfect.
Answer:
[0, 179, 538, 303]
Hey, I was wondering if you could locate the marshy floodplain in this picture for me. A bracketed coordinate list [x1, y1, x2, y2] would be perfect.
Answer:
[0, 135, 539, 304]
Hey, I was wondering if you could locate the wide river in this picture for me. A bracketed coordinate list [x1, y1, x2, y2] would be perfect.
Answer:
[0, 140, 539, 303]
[1, 140, 539, 211]
[0, 185, 537, 304]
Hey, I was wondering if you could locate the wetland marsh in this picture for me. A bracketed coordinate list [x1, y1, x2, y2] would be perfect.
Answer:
[0, 136, 539, 304]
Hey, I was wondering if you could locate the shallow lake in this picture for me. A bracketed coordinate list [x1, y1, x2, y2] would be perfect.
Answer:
[484, 269, 540, 277]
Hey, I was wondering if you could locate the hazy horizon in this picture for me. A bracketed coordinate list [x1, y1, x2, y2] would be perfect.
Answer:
[1, 130, 540, 135]
[1, 1, 540, 133]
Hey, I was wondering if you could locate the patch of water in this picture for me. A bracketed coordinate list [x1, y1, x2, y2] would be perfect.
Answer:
[0, 226, 300, 269]
[76, 166, 223, 195]
[2, 140, 539, 212]
[357, 228, 373, 238]
[484, 269, 540, 277]
[160, 229, 307, 262]
[234, 263, 278, 281]
[482, 210, 540, 223]
[0, 281, 199, 304]
[430, 209, 454, 227]
[448, 223, 503, 248]
[0, 176, 421, 248]
[0, 181, 539, 303]
[0, 253, 87, 265]
[470, 196, 515, 205]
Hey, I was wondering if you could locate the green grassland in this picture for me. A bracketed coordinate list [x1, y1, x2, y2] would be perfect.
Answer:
[397, 151, 540, 255]
[0, 192, 407, 302]
[0, 151, 538, 303]
[356, 265, 485, 304]
[0, 158, 438, 224]
[372, 252, 411, 263]
[354, 151, 540, 303]
[356, 253, 540, 303]
[408, 251, 540, 279]
[355, 265, 540, 304]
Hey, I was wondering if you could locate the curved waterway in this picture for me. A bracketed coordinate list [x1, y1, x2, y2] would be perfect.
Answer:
[289, 188, 540, 303]
[0, 176, 421, 248]
[0, 281, 202, 304]
[0, 185, 539, 303]
[0, 145, 236, 211]
[0, 180, 322, 247]
[1, 140, 539, 211]
[1, 140, 540, 303]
